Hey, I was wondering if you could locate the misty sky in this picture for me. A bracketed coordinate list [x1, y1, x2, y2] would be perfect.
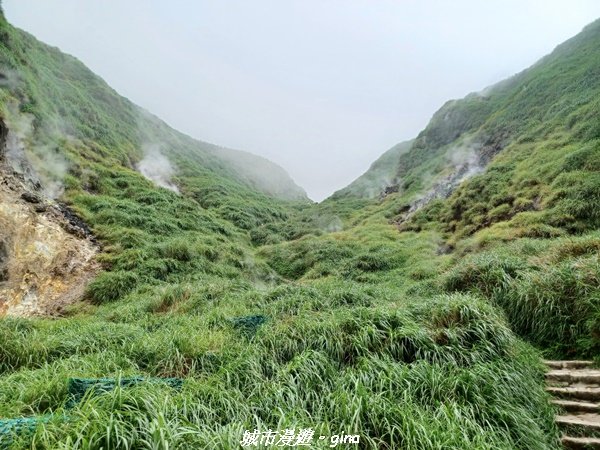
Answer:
[5, 1, 600, 200]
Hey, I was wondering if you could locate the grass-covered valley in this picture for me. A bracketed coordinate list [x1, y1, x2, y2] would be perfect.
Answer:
[0, 5, 599, 450]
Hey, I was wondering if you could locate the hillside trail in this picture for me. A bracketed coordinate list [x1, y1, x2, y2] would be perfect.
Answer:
[544, 360, 600, 449]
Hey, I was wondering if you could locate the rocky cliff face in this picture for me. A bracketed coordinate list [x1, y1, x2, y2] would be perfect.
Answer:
[0, 118, 98, 317]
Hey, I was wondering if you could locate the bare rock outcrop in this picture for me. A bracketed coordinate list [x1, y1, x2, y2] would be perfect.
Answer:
[0, 118, 99, 317]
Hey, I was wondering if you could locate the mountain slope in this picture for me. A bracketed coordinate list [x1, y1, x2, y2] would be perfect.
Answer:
[318, 17, 600, 357]
[0, 9, 310, 315]
[393, 17, 600, 240]
[2, 8, 600, 450]
[337, 18, 600, 229]
[331, 139, 414, 199]
[0, 10, 307, 202]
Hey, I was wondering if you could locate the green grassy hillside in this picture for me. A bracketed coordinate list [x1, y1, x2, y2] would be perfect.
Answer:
[0, 7, 599, 449]
[331, 140, 414, 199]
[321, 17, 600, 361]
[0, 9, 307, 203]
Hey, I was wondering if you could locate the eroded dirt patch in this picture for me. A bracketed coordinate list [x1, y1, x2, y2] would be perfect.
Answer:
[0, 118, 99, 317]
[0, 193, 98, 316]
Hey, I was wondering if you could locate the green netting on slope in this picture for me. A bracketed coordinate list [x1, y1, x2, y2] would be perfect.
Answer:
[67, 377, 183, 408]
[0, 416, 51, 448]
[230, 314, 268, 337]
[0, 378, 183, 446]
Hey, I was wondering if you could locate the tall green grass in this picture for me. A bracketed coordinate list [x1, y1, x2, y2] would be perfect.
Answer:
[3, 9, 600, 450]
[0, 291, 559, 449]
[443, 234, 600, 357]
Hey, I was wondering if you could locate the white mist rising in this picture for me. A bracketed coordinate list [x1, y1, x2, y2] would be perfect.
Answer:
[448, 138, 485, 182]
[136, 143, 179, 193]
[4, 108, 34, 173]
[4, 105, 69, 199]
[36, 147, 69, 199]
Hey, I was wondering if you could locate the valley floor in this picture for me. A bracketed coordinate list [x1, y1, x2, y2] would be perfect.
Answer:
[4, 213, 598, 449]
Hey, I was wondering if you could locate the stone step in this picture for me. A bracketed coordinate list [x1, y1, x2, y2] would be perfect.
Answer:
[556, 414, 600, 432]
[553, 400, 600, 414]
[547, 387, 600, 402]
[561, 436, 600, 449]
[546, 370, 600, 385]
[544, 360, 595, 370]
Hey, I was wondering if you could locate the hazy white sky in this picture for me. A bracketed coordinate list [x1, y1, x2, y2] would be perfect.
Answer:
[5, 1, 600, 200]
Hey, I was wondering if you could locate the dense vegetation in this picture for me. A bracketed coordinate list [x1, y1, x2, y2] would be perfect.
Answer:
[0, 7, 599, 449]
[331, 140, 414, 199]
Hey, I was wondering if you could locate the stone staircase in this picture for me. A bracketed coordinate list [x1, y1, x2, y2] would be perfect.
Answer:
[545, 360, 600, 449]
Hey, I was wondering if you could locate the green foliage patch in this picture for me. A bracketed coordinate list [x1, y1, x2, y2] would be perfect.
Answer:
[3, 12, 600, 450]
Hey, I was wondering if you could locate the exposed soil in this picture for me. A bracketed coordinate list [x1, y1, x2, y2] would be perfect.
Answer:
[0, 119, 99, 317]
[393, 131, 510, 227]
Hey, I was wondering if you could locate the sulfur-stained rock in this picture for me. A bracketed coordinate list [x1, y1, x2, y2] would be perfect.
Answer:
[0, 192, 99, 316]
[0, 116, 99, 316]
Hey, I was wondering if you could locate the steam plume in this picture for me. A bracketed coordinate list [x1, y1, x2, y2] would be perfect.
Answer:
[136, 143, 179, 193]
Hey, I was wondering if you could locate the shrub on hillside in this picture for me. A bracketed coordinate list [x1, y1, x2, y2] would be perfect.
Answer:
[547, 170, 600, 228]
[87, 271, 140, 303]
[443, 242, 600, 357]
